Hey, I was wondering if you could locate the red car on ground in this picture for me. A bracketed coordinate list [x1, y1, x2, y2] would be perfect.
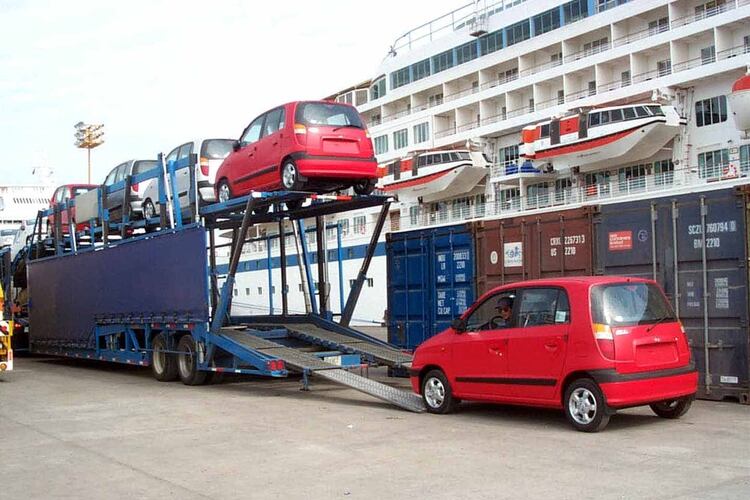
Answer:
[410, 276, 697, 432]
[47, 184, 98, 235]
[215, 101, 378, 203]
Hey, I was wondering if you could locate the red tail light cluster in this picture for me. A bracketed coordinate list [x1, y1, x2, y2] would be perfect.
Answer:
[266, 359, 285, 372]
[592, 323, 615, 360]
[200, 157, 210, 176]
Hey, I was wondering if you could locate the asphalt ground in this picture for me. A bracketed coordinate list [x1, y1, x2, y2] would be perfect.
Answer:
[1, 356, 748, 499]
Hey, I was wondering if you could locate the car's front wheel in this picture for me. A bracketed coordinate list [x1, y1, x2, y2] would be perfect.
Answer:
[564, 378, 611, 432]
[217, 180, 232, 203]
[422, 369, 460, 414]
[353, 178, 376, 195]
[650, 396, 693, 419]
[281, 160, 304, 191]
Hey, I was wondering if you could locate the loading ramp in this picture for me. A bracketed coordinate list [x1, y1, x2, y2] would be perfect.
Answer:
[220, 328, 424, 413]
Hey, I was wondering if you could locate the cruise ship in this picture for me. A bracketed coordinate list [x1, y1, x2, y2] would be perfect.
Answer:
[0, 167, 56, 257]
[227, 0, 750, 326]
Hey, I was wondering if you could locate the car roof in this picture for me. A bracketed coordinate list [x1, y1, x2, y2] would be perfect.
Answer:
[486, 276, 654, 293]
[57, 183, 98, 189]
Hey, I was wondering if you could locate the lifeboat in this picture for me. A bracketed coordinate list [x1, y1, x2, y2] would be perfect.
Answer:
[728, 71, 750, 133]
[520, 104, 686, 171]
[377, 149, 490, 203]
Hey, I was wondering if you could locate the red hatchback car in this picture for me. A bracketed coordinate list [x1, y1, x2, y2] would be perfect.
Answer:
[410, 277, 698, 432]
[215, 101, 379, 203]
[47, 184, 98, 235]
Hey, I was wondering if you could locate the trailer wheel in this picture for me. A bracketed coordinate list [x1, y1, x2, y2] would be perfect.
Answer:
[151, 333, 178, 382]
[177, 335, 208, 386]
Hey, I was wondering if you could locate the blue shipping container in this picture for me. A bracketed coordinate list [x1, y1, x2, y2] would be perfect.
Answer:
[386, 223, 475, 350]
[596, 187, 750, 403]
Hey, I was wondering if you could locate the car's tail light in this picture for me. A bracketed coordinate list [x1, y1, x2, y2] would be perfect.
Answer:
[592, 323, 616, 360]
[294, 123, 307, 145]
[199, 157, 210, 176]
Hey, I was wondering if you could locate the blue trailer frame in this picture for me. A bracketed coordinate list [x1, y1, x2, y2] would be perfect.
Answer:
[24, 158, 404, 390]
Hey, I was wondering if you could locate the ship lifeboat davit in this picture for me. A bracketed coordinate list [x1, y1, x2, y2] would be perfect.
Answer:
[377, 150, 489, 203]
[520, 104, 686, 171]
[728, 72, 750, 133]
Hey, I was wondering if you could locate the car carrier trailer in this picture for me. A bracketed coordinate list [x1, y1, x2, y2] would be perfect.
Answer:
[23, 154, 424, 412]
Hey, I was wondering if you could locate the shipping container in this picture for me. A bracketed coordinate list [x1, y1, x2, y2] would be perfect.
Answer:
[386, 223, 475, 350]
[595, 187, 750, 403]
[473, 207, 597, 295]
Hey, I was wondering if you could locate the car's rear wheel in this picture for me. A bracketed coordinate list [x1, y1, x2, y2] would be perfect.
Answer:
[650, 396, 693, 419]
[177, 335, 208, 386]
[564, 378, 611, 432]
[281, 160, 304, 191]
[151, 333, 177, 382]
[143, 199, 156, 220]
[217, 180, 232, 203]
[353, 178, 376, 195]
[422, 369, 460, 414]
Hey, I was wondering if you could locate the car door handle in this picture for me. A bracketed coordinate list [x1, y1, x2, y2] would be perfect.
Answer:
[545, 342, 558, 351]
[489, 346, 503, 356]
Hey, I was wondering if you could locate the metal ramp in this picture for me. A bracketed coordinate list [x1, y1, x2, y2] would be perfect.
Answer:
[220, 329, 424, 413]
[257, 323, 413, 367]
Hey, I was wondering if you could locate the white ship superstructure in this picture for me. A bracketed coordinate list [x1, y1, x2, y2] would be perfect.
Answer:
[228, 0, 750, 324]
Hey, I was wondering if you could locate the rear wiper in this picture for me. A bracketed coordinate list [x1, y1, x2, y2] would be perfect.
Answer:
[646, 315, 675, 332]
[332, 124, 363, 132]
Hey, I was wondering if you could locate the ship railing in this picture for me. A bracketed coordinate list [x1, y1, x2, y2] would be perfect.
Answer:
[391, 1, 513, 53]
[435, 126, 457, 139]
[519, 58, 563, 79]
[381, 107, 412, 124]
[672, 53, 716, 73]
[535, 95, 565, 111]
[670, 0, 738, 29]
[632, 66, 671, 85]
[717, 44, 750, 61]
[597, 78, 630, 94]
[479, 72, 519, 92]
[565, 88, 595, 102]
[564, 42, 611, 64]
[444, 85, 481, 104]
[613, 23, 669, 48]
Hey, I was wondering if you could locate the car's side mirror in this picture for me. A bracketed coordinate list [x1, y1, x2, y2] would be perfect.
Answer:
[451, 318, 467, 333]
[232, 140, 242, 152]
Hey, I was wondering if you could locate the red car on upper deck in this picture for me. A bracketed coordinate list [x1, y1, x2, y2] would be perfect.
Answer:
[215, 101, 378, 203]
[47, 184, 98, 235]
[410, 276, 698, 432]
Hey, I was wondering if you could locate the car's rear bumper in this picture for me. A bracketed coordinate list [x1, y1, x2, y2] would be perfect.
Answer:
[291, 153, 378, 179]
[594, 363, 698, 408]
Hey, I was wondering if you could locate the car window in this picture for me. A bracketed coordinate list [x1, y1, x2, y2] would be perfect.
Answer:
[591, 282, 674, 326]
[61, 187, 71, 201]
[262, 108, 284, 137]
[104, 167, 119, 186]
[201, 139, 234, 159]
[177, 142, 193, 160]
[133, 160, 158, 175]
[71, 186, 91, 197]
[241, 115, 264, 145]
[53, 187, 63, 203]
[115, 163, 129, 182]
[166, 147, 179, 165]
[516, 288, 570, 328]
[464, 290, 517, 331]
[295, 102, 364, 128]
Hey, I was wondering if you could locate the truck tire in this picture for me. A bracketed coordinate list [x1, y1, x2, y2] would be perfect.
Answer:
[151, 333, 178, 382]
[177, 335, 208, 386]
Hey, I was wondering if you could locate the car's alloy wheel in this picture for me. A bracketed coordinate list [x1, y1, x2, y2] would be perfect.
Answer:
[281, 161, 302, 190]
[217, 181, 231, 203]
[143, 199, 155, 220]
[421, 369, 459, 414]
[564, 378, 611, 432]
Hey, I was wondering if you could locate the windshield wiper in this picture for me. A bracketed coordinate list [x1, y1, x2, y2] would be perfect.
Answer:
[332, 124, 363, 132]
[646, 315, 675, 332]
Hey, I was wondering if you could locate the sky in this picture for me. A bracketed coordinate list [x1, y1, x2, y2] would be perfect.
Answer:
[0, 0, 461, 186]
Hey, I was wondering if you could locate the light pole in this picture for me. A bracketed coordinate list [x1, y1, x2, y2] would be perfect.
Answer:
[74, 122, 105, 183]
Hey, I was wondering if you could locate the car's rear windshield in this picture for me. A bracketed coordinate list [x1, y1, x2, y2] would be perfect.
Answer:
[295, 102, 364, 128]
[133, 160, 158, 175]
[591, 282, 675, 326]
[201, 139, 234, 159]
[71, 187, 92, 197]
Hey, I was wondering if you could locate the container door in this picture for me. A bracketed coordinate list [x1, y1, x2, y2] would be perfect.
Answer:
[432, 225, 475, 339]
[506, 287, 569, 400]
[386, 234, 429, 350]
[672, 190, 750, 400]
